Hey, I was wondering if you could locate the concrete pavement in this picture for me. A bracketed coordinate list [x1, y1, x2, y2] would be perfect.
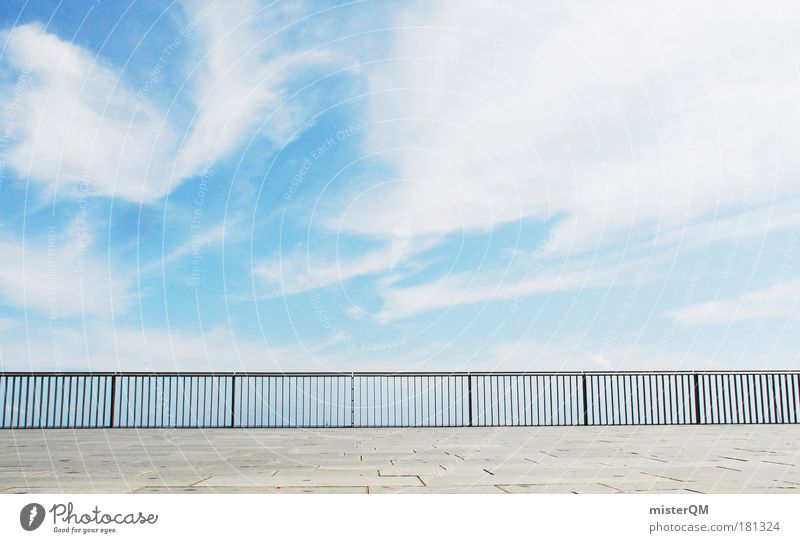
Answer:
[2, 426, 800, 493]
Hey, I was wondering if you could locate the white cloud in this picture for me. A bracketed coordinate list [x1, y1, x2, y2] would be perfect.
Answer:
[0, 225, 132, 317]
[0, 318, 411, 372]
[374, 252, 655, 322]
[469, 339, 718, 372]
[0, 322, 232, 371]
[665, 278, 800, 326]
[256, 247, 395, 297]
[1, 1, 331, 201]
[140, 216, 239, 276]
[255, 235, 441, 297]
[2, 22, 176, 201]
[173, 0, 332, 180]
[330, 0, 800, 257]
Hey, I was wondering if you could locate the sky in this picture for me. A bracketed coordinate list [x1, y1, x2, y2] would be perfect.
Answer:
[0, 0, 799, 373]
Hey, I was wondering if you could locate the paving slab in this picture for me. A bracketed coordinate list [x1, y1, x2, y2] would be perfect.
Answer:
[1, 426, 799, 493]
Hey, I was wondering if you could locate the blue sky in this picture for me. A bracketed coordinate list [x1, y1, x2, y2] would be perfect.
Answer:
[1, 0, 799, 372]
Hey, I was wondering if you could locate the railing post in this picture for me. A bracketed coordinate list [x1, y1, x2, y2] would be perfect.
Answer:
[693, 373, 702, 424]
[350, 372, 355, 427]
[467, 373, 473, 427]
[109, 374, 117, 428]
[229, 375, 236, 428]
[581, 372, 588, 426]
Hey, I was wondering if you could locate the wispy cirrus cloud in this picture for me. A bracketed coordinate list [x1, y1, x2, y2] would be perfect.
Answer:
[0, 224, 133, 318]
[374, 252, 656, 322]
[0, 0, 333, 202]
[665, 278, 800, 327]
[1, 22, 176, 201]
[300, 0, 800, 322]
[331, 0, 800, 255]
[254, 235, 442, 298]
[173, 0, 334, 180]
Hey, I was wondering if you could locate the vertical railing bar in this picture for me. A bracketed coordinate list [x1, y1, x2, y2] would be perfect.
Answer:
[214, 376, 220, 427]
[770, 374, 780, 424]
[44, 376, 52, 429]
[16, 376, 23, 429]
[200, 377, 205, 428]
[620, 375, 628, 425]
[27, 376, 36, 428]
[143, 375, 149, 429]
[24, 376, 33, 429]
[0, 376, 7, 429]
[403, 376, 408, 428]
[467, 374, 473, 427]
[433, 375, 438, 428]
[41, 375, 47, 428]
[158, 376, 164, 428]
[107, 375, 115, 428]
[229, 375, 236, 428]
[598, 375, 604, 426]
[451, 375, 456, 428]
[721, 373, 727, 424]
[15, 376, 23, 429]
[191, 375, 196, 428]
[683, 374, 689, 425]
[67, 375, 77, 429]
[720, 374, 726, 425]
[54, 375, 62, 429]
[753, 373, 760, 424]
[522, 374, 529, 426]
[61, 375, 69, 429]
[781, 374, 789, 425]
[538, 374, 543, 427]
[269, 376, 275, 428]
[92, 375, 98, 428]
[639, 375, 646, 425]
[712, 374, 719, 424]
[20, 376, 29, 429]
[259, 376, 265, 428]
[658, 374, 664, 425]
[350, 373, 355, 428]
[30, 376, 36, 428]
[86, 375, 94, 428]
[81, 375, 93, 428]
[668, 375, 674, 425]
[545, 375, 551, 426]
[692, 373, 701, 424]
[609, 374, 617, 426]
[23, 376, 30, 429]
[745, 373, 752, 425]
[581, 373, 588, 426]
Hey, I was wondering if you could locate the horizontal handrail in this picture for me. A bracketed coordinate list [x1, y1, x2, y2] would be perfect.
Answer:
[1, 370, 798, 376]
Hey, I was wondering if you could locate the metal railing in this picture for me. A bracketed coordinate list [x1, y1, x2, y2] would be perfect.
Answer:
[1, 371, 798, 429]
